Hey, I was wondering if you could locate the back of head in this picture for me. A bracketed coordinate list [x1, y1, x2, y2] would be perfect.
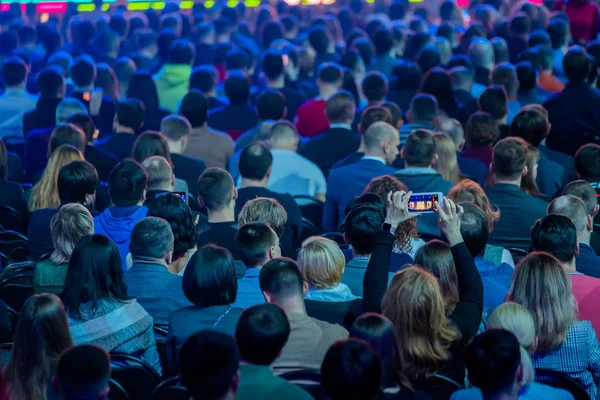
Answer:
[478, 85, 508, 120]
[57, 344, 110, 400]
[403, 129, 435, 167]
[318, 62, 344, 85]
[450, 66, 473, 90]
[36, 67, 65, 99]
[108, 159, 147, 207]
[439, 118, 464, 150]
[326, 89, 355, 124]
[298, 236, 347, 289]
[67, 114, 95, 143]
[464, 329, 522, 398]
[381, 102, 402, 129]
[56, 98, 88, 125]
[492, 137, 528, 180]
[563, 180, 598, 216]
[168, 39, 195, 65]
[547, 19, 569, 50]
[575, 144, 600, 179]
[468, 38, 494, 70]
[361, 71, 388, 102]
[510, 12, 531, 36]
[487, 302, 536, 351]
[131, 131, 171, 164]
[190, 65, 218, 93]
[308, 26, 330, 55]
[141, 155, 173, 191]
[343, 205, 384, 255]
[50, 203, 94, 265]
[179, 89, 208, 128]
[129, 216, 174, 260]
[270, 121, 297, 149]
[257, 89, 286, 120]
[235, 303, 290, 365]
[197, 167, 234, 212]
[117, 99, 145, 131]
[409, 93, 438, 123]
[180, 331, 239, 400]
[49, 123, 87, 155]
[564, 45, 590, 83]
[416, 44, 442, 74]
[239, 142, 273, 181]
[259, 258, 305, 301]
[238, 198, 287, 238]
[225, 70, 250, 105]
[321, 339, 382, 400]
[511, 108, 547, 147]
[359, 106, 392, 133]
[459, 202, 489, 257]
[492, 37, 509, 64]
[57, 160, 98, 205]
[372, 28, 394, 56]
[363, 121, 399, 152]
[1, 56, 27, 87]
[235, 222, 278, 268]
[262, 49, 285, 80]
[70, 56, 96, 88]
[491, 62, 518, 97]
[515, 61, 536, 92]
[531, 214, 577, 262]
[548, 194, 589, 233]
[160, 114, 191, 142]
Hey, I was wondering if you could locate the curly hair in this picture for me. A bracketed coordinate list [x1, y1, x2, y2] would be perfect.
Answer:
[146, 193, 196, 260]
[362, 175, 419, 253]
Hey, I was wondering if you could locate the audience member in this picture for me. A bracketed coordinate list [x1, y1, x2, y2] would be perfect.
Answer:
[463, 112, 500, 168]
[398, 93, 438, 147]
[96, 99, 145, 159]
[439, 119, 488, 186]
[491, 62, 521, 124]
[22, 67, 64, 136]
[0, 57, 37, 138]
[575, 143, 600, 196]
[0, 139, 26, 217]
[433, 132, 462, 184]
[53, 344, 111, 400]
[141, 156, 175, 206]
[153, 39, 195, 112]
[563, 179, 600, 254]
[189, 65, 227, 110]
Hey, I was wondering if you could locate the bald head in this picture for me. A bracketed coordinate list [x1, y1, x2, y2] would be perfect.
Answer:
[142, 155, 174, 191]
[450, 66, 473, 91]
[439, 118, 464, 150]
[270, 121, 299, 151]
[563, 180, 599, 217]
[468, 38, 494, 71]
[548, 195, 589, 234]
[363, 121, 400, 165]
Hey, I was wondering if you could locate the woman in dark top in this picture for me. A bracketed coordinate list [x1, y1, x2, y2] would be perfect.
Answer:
[0, 139, 27, 218]
[362, 194, 483, 388]
[167, 244, 242, 374]
[419, 68, 468, 125]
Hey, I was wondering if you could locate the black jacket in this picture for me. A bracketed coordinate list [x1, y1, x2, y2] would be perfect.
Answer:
[22, 97, 61, 136]
[299, 126, 361, 177]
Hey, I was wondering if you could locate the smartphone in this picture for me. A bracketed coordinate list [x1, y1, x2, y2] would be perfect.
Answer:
[408, 192, 442, 214]
[156, 192, 187, 203]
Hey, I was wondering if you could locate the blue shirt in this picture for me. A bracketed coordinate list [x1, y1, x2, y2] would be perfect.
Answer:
[232, 268, 265, 309]
[577, 242, 600, 279]
[450, 383, 574, 400]
[474, 256, 514, 310]
[0, 88, 38, 138]
[268, 149, 327, 197]
[507, 100, 522, 124]
[305, 283, 359, 302]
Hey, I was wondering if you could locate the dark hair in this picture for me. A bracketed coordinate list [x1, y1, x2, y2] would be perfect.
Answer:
[372, 28, 394, 56]
[478, 85, 508, 119]
[547, 19, 568, 49]
[492, 137, 528, 181]
[168, 39, 195, 65]
[49, 124, 87, 155]
[261, 21, 283, 49]
[575, 144, 600, 179]
[0, 31, 17, 58]
[257, 89, 286, 120]
[564, 46, 591, 83]
[67, 114, 95, 142]
[459, 202, 489, 257]
[37, 67, 65, 98]
[239, 143, 273, 181]
[108, 159, 147, 207]
[318, 62, 343, 84]
[179, 89, 208, 128]
[381, 102, 402, 129]
[325, 90, 355, 123]
[563, 180, 598, 215]
[225, 49, 250, 71]
[224, 70, 250, 105]
[180, 331, 239, 400]
[129, 217, 174, 259]
[321, 339, 382, 400]
[510, 12, 531, 35]
[491, 63, 518, 97]
[57, 160, 98, 205]
[403, 129, 435, 167]
[235, 222, 278, 268]
[147, 194, 196, 259]
[1, 56, 27, 87]
[309, 26, 330, 55]
[531, 214, 577, 263]
[353, 38, 375, 68]
[511, 108, 548, 146]
[515, 61, 536, 92]
[343, 205, 384, 255]
[182, 245, 237, 307]
[492, 37, 510, 64]
[197, 168, 234, 211]
[235, 303, 290, 365]
[409, 93, 438, 122]
[464, 329, 522, 397]
[361, 72, 388, 102]
[419, 68, 456, 118]
[465, 112, 500, 148]
[416, 45, 442, 74]
[61, 235, 130, 319]
[131, 131, 171, 164]
[110, 13, 128, 37]
[190, 65, 218, 93]
[262, 49, 285, 80]
[528, 29, 551, 48]
[70, 56, 96, 88]
[116, 99, 145, 131]
[57, 344, 110, 400]
[259, 258, 305, 299]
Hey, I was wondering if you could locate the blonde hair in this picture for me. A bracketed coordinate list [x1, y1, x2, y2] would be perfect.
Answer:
[238, 197, 287, 238]
[50, 204, 94, 264]
[508, 252, 577, 354]
[382, 266, 461, 380]
[433, 132, 461, 183]
[28, 145, 84, 212]
[297, 236, 346, 289]
[447, 179, 500, 232]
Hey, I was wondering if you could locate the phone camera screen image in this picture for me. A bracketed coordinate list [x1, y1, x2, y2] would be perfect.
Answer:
[408, 193, 440, 213]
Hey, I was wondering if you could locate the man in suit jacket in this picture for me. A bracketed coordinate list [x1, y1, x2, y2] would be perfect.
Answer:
[544, 46, 600, 155]
[22, 67, 64, 136]
[323, 122, 398, 232]
[123, 217, 191, 327]
[300, 90, 361, 177]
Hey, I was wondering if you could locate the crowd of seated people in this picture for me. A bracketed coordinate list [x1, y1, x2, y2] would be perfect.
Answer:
[4, 0, 600, 399]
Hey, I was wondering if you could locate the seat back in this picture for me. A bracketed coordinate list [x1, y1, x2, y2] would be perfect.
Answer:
[506, 247, 529, 264]
[150, 377, 189, 400]
[0, 231, 28, 263]
[535, 369, 591, 400]
[0, 272, 34, 311]
[294, 195, 324, 233]
[110, 353, 161, 400]
[295, 218, 319, 249]
[108, 378, 131, 400]
[0, 342, 12, 366]
[153, 325, 170, 378]
[414, 374, 463, 400]
[6, 305, 18, 341]
[0, 206, 26, 234]
[279, 369, 328, 400]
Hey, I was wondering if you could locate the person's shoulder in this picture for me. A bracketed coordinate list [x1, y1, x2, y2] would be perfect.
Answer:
[311, 315, 350, 338]
[448, 388, 482, 400]
[526, 382, 575, 400]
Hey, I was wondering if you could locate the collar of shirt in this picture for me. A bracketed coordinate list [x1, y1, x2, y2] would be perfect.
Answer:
[306, 283, 359, 302]
[361, 156, 386, 164]
[243, 268, 261, 279]
[578, 242, 596, 257]
[329, 123, 352, 130]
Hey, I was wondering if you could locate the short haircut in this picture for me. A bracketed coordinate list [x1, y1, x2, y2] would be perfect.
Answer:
[239, 143, 273, 181]
[372, 28, 394, 55]
[262, 49, 285, 80]
[117, 99, 145, 131]
[460, 202, 489, 257]
[270, 121, 298, 144]
[57, 160, 98, 204]
[224, 70, 250, 105]
[238, 198, 287, 238]
[464, 329, 521, 398]
[235, 222, 278, 268]
[179, 89, 208, 128]
[196, 168, 234, 211]
[49, 123, 87, 155]
[168, 39, 195, 64]
[547, 19, 569, 49]
[510, 12, 531, 35]
[256, 89, 286, 120]
[536, 45, 555, 71]
[321, 339, 382, 400]
[528, 29, 551, 48]
[67, 114, 95, 142]
[225, 48, 250, 71]
[450, 66, 473, 89]
[361, 72, 388, 102]
[403, 129, 436, 167]
[492, 137, 528, 181]
[359, 106, 392, 133]
[318, 62, 343, 84]
[515, 61, 536, 92]
[129, 216, 174, 259]
[491, 62, 518, 96]
[70, 56, 96, 87]
[297, 236, 346, 288]
[343, 205, 384, 254]
[160, 114, 191, 141]
[478, 85, 508, 119]
[141, 156, 172, 190]
[1, 56, 27, 87]
[510, 108, 548, 146]
[36, 67, 64, 98]
[325, 90, 355, 124]
[575, 144, 600, 179]
[108, 159, 147, 207]
[180, 331, 239, 399]
[563, 180, 598, 216]
[56, 98, 88, 125]
[531, 214, 577, 262]
[382, 102, 402, 129]
[417, 44, 442, 73]
[563, 45, 590, 83]
[235, 303, 290, 365]
[548, 195, 590, 233]
[190, 65, 218, 93]
[259, 258, 305, 299]
[309, 26, 330, 55]
[57, 344, 110, 400]
[182, 244, 237, 307]
[409, 94, 438, 122]
[363, 121, 398, 152]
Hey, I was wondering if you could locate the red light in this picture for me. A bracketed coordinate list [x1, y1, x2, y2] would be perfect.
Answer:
[0, 4, 9, 12]
[36, 2, 66, 12]
[457, 0, 468, 6]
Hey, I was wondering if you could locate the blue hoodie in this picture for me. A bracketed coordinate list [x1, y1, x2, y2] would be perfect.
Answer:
[94, 206, 148, 269]
[474, 256, 514, 310]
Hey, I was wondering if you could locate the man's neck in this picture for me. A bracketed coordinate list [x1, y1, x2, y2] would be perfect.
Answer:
[115, 126, 136, 135]
[363, 150, 386, 162]
[351, 249, 371, 258]
[6, 83, 26, 91]
[149, 185, 172, 193]
[408, 119, 433, 127]
[207, 207, 235, 223]
[140, 48, 155, 58]
[206, 90, 217, 98]
[319, 85, 338, 100]
[275, 297, 307, 316]
[241, 178, 268, 189]
[266, 77, 285, 90]
[367, 99, 384, 107]
[494, 176, 522, 187]
[579, 230, 591, 246]
[271, 144, 295, 152]
[562, 259, 577, 272]
[404, 162, 432, 170]
[167, 140, 183, 155]
[131, 255, 169, 269]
